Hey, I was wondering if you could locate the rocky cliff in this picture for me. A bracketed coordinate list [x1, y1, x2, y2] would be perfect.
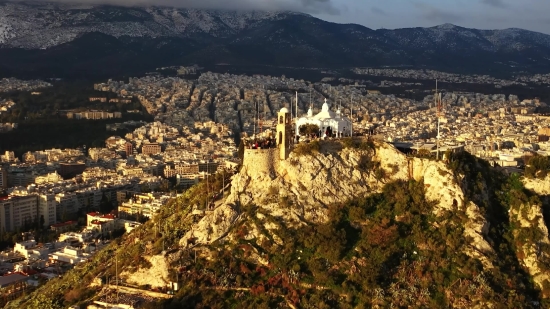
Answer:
[521, 176, 550, 296]
[180, 141, 494, 268]
[8, 139, 550, 309]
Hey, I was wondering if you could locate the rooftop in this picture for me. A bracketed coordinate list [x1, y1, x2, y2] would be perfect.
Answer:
[0, 273, 28, 287]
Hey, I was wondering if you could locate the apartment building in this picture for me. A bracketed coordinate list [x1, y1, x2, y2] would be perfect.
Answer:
[58, 163, 86, 179]
[0, 151, 15, 163]
[39, 194, 57, 227]
[118, 193, 169, 218]
[55, 193, 80, 220]
[141, 143, 162, 155]
[0, 168, 7, 189]
[0, 195, 38, 232]
[176, 164, 200, 174]
[124, 142, 134, 157]
[7, 171, 36, 188]
[67, 110, 122, 120]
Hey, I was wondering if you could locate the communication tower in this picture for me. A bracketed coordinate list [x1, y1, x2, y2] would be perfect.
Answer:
[436, 80, 443, 160]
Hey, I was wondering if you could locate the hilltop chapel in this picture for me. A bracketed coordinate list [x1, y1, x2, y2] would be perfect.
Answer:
[295, 98, 352, 137]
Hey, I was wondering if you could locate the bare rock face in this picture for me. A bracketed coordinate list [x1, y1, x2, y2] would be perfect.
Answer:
[400, 154, 494, 268]
[509, 201, 550, 294]
[179, 204, 240, 247]
[178, 141, 495, 271]
[523, 175, 550, 195]
[516, 176, 550, 295]
[121, 255, 170, 289]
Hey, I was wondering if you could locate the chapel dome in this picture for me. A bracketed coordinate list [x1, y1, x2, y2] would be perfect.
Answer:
[321, 100, 329, 112]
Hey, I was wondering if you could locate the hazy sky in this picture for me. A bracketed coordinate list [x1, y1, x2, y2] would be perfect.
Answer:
[22, 0, 550, 34]
[314, 0, 550, 34]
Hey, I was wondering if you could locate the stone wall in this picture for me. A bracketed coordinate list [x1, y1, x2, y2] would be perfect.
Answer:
[243, 148, 279, 177]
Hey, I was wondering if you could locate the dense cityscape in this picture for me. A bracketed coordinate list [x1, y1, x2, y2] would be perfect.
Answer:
[4, 0, 550, 306]
[0, 67, 550, 307]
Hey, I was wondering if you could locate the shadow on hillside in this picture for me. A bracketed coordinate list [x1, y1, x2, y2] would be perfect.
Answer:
[540, 195, 550, 238]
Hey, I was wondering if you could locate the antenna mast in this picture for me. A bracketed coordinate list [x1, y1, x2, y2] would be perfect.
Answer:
[436, 79, 442, 160]
[351, 95, 354, 138]
[295, 91, 298, 119]
[259, 102, 263, 134]
[290, 96, 293, 122]
[253, 101, 256, 140]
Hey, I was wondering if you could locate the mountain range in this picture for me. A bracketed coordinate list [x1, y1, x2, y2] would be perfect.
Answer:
[2, 1, 550, 78]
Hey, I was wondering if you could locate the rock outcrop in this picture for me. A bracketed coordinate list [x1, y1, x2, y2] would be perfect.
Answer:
[179, 141, 494, 268]
[121, 255, 170, 289]
[520, 176, 550, 295]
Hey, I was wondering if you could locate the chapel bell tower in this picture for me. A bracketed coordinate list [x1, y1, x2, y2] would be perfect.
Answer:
[276, 107, 291, 160]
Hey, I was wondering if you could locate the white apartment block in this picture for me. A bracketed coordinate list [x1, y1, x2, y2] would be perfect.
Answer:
[0, 195, 38, 232]
[39, 194, 57, 227]
[55, 193, 80, 220]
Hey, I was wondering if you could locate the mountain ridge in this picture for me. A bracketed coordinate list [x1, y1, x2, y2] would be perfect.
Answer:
[2, 1, 550, 77]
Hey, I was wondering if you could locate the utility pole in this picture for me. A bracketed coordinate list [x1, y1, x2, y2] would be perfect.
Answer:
[351, 95, 354, 138]
[206, 161, 209, 210]
[116, 255, 119, 301]
[253, 101, 256, 140]
[436, 79, 442, 161]
[295, 91, 298, 120]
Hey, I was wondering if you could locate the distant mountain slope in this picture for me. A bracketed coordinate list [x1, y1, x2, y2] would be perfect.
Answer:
[1, 1, 550, 77]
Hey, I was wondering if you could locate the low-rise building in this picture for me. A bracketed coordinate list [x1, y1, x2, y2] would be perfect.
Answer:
[14, 240, 49, 259]
[86, 212, 117, 235]
[50, 221, 78, 233]
[49, 246, 89, 264]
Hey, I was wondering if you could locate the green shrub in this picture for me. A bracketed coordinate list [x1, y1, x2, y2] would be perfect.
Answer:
[293, 140, 320, 156]
[525, 155, 550, 179]
[299, 124, 320, 135]
[267, 185, 279, 196]
[341, 137, 375, 151]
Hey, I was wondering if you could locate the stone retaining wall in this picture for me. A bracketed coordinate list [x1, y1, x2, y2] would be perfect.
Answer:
[243, 148, 279, 176]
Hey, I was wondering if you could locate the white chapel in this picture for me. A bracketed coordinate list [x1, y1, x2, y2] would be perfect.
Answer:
[295, 98, 352, 137]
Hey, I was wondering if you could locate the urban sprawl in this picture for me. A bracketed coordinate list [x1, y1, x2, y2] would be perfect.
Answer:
[0, 68, 549, 297]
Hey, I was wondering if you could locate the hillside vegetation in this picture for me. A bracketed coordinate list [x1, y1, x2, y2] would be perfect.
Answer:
[8, 141, 550, 308]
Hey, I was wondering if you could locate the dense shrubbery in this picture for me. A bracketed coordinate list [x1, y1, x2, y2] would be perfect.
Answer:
[0, 81, 145, 123]
[298, 124, 319, 136]
[340, 137, 375, 151]
[0, 82, 152, 156]
[525, 155, 550, 179]
[447, 151, 550, 300]
[168, 177, 545, 308]
[293, 140, 320, 156]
